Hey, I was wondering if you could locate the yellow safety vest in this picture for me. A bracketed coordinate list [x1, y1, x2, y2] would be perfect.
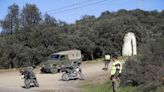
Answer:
[111, 60, 122, 75]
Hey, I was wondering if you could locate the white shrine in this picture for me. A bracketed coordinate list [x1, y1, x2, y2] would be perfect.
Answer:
[122, 32, 137, 56]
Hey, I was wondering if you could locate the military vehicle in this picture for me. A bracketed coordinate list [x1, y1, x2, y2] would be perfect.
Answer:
[40, 50, 82, 74]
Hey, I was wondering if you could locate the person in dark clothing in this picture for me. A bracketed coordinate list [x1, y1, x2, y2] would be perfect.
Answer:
[20, 66, 39, 88]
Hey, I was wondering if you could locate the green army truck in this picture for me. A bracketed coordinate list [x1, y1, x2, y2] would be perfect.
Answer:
[40, 50, 82, 74]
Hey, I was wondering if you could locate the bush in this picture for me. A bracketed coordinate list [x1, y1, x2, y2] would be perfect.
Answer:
[120, 38, 164, 91]
[82, 81, 139, 92]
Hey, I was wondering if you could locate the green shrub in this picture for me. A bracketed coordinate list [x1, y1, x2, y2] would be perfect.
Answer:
[120, 38, 164, 92]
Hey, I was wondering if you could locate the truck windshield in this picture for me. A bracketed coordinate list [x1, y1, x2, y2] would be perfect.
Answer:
[49, 54, 60, 60]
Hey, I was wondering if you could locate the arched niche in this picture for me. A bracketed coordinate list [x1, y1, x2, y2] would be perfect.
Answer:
[122, 32, 137, 56]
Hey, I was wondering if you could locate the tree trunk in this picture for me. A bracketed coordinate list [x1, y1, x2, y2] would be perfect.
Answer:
[8, 52, 16, 68]
[90, 51, 94, 60]
[9, 60, 14, 68]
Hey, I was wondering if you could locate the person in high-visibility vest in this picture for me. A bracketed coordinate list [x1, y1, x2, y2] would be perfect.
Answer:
[103, 53, 111, 70]
[110, 54, 122, 92]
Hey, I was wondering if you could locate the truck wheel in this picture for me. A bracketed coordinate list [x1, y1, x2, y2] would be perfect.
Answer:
[50, 68, 58, 74]
[62, 73, 69, 81]
[40, 70, 44, 74]
[40, 68, 45, 74]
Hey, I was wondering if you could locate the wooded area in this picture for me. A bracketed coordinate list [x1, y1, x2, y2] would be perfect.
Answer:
[0, 4, 164, 68]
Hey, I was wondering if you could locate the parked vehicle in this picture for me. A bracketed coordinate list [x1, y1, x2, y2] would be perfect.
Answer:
[40, 50, 82, 74]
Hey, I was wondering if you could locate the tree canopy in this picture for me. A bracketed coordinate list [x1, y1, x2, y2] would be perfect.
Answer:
[0, 4, 164, 68]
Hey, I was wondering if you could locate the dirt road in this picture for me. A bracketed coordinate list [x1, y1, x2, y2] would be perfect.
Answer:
[0, 62, 111, 92]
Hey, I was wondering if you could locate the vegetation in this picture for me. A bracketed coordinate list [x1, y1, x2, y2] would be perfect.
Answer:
[82, 81, 164, 92]
[0, 3, 164, 92]
[82, 39, 164, 92]
[82, 81, 138, 92]
[120, 38, 164, 92]
[0, 4, 163, 70]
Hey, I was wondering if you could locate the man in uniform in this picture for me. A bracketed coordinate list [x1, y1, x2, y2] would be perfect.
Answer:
[110, 54, 122, 92]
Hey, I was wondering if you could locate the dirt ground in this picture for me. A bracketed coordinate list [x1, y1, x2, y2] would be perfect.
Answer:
[0, 62, 111, 92]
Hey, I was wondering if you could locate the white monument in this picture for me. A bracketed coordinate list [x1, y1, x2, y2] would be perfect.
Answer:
[122, 32, 137, 56]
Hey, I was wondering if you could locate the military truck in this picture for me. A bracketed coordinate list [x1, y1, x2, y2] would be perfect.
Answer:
[40, 50, 82, 74]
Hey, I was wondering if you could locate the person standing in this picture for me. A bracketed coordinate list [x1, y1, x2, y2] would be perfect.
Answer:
[110, 54, 122, 92]
[103, 53, 111, 70]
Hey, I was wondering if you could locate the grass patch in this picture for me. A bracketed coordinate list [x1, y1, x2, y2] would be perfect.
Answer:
[155, 86, 164, 92]
[120, 86, 138, 92]
[81, 81, 164, 92]
[81, 81, 138, 92]
[81, 81, 113, 92]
